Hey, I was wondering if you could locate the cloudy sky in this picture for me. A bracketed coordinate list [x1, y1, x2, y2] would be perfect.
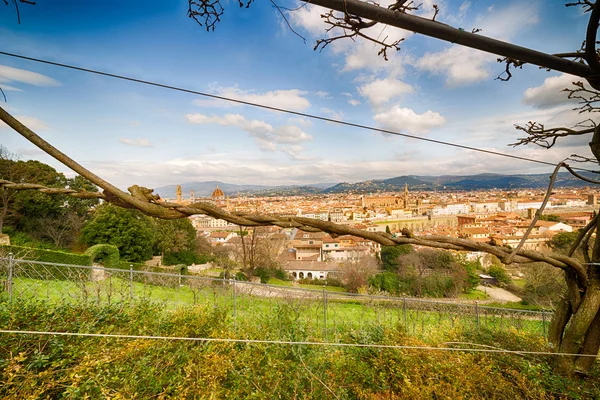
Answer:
[0, 0, 593, 189]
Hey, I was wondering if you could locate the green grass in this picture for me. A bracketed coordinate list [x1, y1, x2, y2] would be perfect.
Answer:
[7, 275, 549, 342]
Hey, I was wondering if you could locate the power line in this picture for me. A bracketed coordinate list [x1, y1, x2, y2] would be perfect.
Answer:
[0, 329, 598, 358]
[0, 51, 578, 170]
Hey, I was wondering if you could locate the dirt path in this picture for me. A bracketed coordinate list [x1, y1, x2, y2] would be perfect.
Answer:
[477, 285, 521, 303]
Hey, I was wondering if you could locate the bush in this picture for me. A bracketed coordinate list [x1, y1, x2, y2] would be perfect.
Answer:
[0, 245, 92, 281]
[252, 266, 288, 283]
[488, 265, 511, 285]
[369, 271, 401, 295]
[162, 250, 200, 266]
[0, 245, 91, 266]
[84, 244, 120, 269]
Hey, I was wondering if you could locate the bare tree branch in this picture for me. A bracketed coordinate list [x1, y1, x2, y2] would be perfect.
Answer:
[511, 121, 595, 149]
[187, 0, 225, 32]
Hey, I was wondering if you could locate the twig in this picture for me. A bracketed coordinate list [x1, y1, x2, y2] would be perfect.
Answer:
[270, 0, 306, 43]
[298, 354, 340, 400]
[505, 162, 565, 264]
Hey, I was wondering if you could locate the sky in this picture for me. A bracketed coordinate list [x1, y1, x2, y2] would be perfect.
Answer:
[0, 0, 594, 189]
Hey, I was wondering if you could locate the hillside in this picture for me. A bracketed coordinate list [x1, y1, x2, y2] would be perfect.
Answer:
[154, 171, 600, 198]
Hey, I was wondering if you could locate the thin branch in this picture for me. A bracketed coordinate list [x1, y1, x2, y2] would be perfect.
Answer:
[495, 57, 525, 82]
[270, 0, 306, 43]
[505, 162, 564, 264]
[568, 214, 598, 257]
[511, 121, 595, 149]
[298, 354, 340, 399]
[0, 179, 103, 199]
[187, 0, 225, 32]
[565, 81, 600, 113]
[315, 10, 403, 60]
[564, 164, 600, 183]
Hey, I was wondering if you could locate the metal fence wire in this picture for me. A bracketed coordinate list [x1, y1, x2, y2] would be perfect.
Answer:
[0, 256, 551, 341]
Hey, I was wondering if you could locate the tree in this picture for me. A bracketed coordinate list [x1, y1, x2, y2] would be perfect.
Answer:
[380, 244, 412, 271]
[81, 204, 154, 262]
[339, 254, 379, 293]
[4, 0, 600, 377]
[152, 218, 198, 265]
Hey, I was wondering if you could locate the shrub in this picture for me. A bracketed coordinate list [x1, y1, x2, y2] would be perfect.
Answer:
[488, 265, 511, 285]
[84, 244, 120, 269]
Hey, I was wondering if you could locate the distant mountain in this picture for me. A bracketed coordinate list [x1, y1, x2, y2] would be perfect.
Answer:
[153, 171, 600, 198]
[153, 181, 338, 199]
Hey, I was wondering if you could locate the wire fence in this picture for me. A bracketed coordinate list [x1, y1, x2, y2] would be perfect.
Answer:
[0, 256, 552, 342]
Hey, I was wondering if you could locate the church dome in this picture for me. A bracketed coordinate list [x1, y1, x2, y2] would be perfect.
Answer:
[212, 186, 225, 198]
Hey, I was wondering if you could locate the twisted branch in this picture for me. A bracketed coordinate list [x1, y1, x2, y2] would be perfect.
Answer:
[0, 106, 590, 283]
[313, 0, 424, 60]
[511, 121, 595, 149]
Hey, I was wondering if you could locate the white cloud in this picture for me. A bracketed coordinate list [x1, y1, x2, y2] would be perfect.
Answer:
[194, 86, 310, 111]
[374, 106, 446, 134]
[185, 113, 312, 155]
[314, 91, 330, 98]
[348, 99, 361, 106]
[358, 78, 414, 107]
[0, 65, 59, 87]
[0, 115, 48, 131]
[119, 138, 153, 147]
[288, 4, 327, 37]
[416, 46, 495, 87]
[320, 107, 343, 121]
[523, 74, 581, 109]
[416, 2, 540, 86]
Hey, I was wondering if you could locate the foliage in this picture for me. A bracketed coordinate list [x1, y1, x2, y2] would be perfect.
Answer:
[548, 231, 580, 252]
[369, 271, 401, 294]
[81, 204, 154, 262]
[461, 259, 481, 293]
[487, 264, 511, 285]
[152, 218, 197, 261]
[0, 299, 597, 399]
[521, 263, 566, 307]
[0, 244, 91, 266]
[253, 266, 287, 283]
[84, 244, 120, 269]
[380, 244, 412, 271]
[162, 250, 200, 266]
[539, 214, 560, 222]
[339, 254, 379, 293]
[0, 150, 98, 248]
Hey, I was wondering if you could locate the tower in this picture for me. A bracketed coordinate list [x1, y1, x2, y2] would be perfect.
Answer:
[403, 184, 409, 209]
[176, 185, 182, 203]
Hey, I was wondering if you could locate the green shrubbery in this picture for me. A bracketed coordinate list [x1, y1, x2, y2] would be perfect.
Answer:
[0, 244, 91, 265]
[0, 299, 598, 399]
[84, 244, 120, 269]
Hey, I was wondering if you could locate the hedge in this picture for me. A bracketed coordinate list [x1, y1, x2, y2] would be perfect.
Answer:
[84, 244, 120, 269]
[0, 245, 92, 281]
[0, 245, 92, 266]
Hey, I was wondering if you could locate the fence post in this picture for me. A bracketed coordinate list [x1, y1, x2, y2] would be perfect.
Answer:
[323, 285, 327, 340]
[129, 265, 133, 299]
[475, 301, 480, 328]
[403, 297, 407, 328]
[232, 276, 237, 335]
[7, 252, 13, 302]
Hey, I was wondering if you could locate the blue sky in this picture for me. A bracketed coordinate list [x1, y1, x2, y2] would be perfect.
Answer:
[0, 0, 593, 189]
